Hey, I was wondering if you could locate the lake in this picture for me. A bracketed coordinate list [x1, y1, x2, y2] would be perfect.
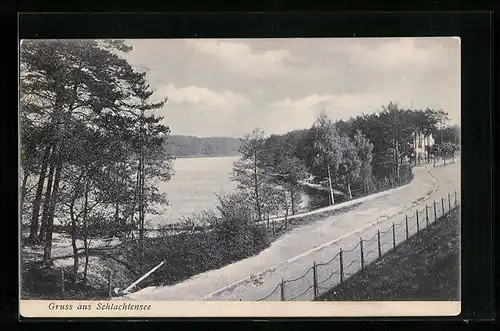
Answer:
[148, 156, 239, 225]
[147, 156, 317, 226]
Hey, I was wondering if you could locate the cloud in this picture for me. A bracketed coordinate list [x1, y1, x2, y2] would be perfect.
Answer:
[272, 94, 335, 112]
[344, 38, 450, 69]
[125, 38, 460, 136]
[272, 92, 391, 116]
[156, 83, 251, 110]
[186, 40, 294, 77]
[267, 92, 403, 134]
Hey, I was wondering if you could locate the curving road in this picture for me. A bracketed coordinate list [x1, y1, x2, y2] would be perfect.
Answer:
[125, 160, 460, 301]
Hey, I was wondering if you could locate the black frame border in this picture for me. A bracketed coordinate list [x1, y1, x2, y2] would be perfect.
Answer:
[2, 11, 494, 325]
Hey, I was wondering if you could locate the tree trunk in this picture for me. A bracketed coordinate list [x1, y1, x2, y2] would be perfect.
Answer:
[69, 169, 85, 282]
[134, 146, 143, 257]
[283, 195, 289, 230]
[29, 144, 51, 242]
[20, 171, 29, 215]
[394, 140, 400, 181]
[347, 181, 352, 199]
[400, 155, 404, 183]
[141, 157, 145, 232]
[43, 155, 62, 265]
[139, 151, 145, 260]
[290, 188, 296, 215]
[83, 240, 89, 286]
[129, 158, 140, 235]
[253, 154, 262, 222]
[327, 164, 335, 205]
[69, 203, 79, 283]
[38, 152, 56, 242]
[81, 177, 90, 285]
[114, 200, 120, 238]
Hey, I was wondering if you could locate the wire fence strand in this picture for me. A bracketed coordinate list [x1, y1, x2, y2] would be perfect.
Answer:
[256, 283, 281, 301]
[289, 285, 314, 301]
[316, 252, 340, 267]
[343, 241, 361, 253]
[317, 269, 340, 286]
[284, 267, 312, 284]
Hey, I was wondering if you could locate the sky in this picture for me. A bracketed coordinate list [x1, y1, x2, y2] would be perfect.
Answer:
[124, 37, 461, 138]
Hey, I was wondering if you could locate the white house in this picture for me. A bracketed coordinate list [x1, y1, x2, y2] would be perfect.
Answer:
[412, 131, 435, 163]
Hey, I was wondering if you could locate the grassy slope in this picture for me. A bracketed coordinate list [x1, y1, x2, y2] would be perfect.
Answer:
[318, 207, 460, 301]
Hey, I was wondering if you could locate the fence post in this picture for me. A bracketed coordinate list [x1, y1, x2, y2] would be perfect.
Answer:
[455, 190, 458, 206]
[339, 248, 344, 283]
[433, 201, 437, 221]
[425, 205, 429, 227]
[313, 263, 318, 300]
[280, 279, 285, 301]
[392, 222, 396, 248]
[360, 237, 365, 270]
[377, 230, 382, 258]
[416, 209, 420, 233]
[448, 193, 451, 211]
[107, 270, 112, 299]
[60, 269, 65, 299]
[405, 215, 409, 239]
[441, 197, 445, 217]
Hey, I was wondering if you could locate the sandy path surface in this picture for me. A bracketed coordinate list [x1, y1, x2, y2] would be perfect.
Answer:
[125, 160, 460, 301]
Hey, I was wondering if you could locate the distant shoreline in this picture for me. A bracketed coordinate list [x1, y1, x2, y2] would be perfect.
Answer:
[173, 154, 241, 159]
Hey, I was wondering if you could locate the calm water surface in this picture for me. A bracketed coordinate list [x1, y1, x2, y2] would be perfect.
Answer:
[147, 155, 314, 226]
[148, 156, 239, 225]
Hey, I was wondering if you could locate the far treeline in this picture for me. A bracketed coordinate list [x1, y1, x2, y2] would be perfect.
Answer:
[165, 135, 241, 158]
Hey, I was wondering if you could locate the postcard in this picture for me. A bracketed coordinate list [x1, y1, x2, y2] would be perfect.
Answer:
[19, 37, 461, 318]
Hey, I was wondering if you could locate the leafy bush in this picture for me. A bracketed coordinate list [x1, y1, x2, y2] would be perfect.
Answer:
[428, 142, 459, 160]
[120, 191, 270, 289]
[213, 191, 269, 261]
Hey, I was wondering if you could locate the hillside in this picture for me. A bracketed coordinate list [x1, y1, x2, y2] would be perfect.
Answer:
[165, 135, 242, 158]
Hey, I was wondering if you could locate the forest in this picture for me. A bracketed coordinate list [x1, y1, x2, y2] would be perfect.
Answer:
[226, 105, 460, 225]
[165, 135, 241, 157]
[20, 40, 174, 286]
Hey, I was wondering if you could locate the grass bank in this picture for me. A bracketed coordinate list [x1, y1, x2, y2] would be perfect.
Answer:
[317, 206, 460, 301]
